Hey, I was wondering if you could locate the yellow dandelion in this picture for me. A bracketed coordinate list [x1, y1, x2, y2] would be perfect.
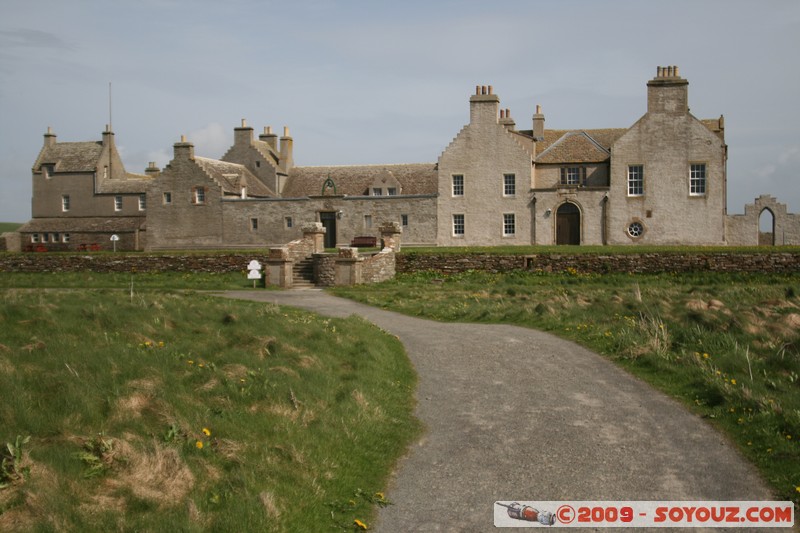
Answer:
[354, 519, 367, 530]
[198, 363, 205, 368]
[187, 360, 194, 365]
[202, 428, 211, 437]
[158, 341, 165, 347]
[375, 492, 384, 500]
[731, 379, 737, 385]
[796, 486, 800, 494]
[703, 353, 709, 359]
[787, 435, 792, 440]
[196, 441, 204, 449]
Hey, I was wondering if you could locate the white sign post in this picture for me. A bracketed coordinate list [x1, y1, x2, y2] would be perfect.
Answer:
[247, 260, 262, 288]
[110, 234, 119, 252]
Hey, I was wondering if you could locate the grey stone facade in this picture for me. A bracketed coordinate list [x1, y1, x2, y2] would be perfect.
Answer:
[17, 66, 800, 252]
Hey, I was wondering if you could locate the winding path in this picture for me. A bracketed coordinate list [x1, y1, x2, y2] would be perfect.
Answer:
[219, 290, 774, 532]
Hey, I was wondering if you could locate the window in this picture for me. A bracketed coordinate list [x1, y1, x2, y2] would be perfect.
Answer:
[31, 234, 40, 243]
[52, 233, 59, 243]
[627, 221, 644, 238]
[41, 233, 48, 243]
[138, 194, 146, 211]
[62, 195, 70, 212]
[43, 164, 55, 178]
[372, 188, 382, 196]
[452, 174, 464, 196]
[114, 196, 123, 211]
[560, 167, 586, 186]
[250, 218, 258, 231]
[401, 214, 408, 227]
[503, 213, 516, 236]
[62, 233, 70, 243]
[255, 160, 261, 168]
[193, 187, 206, 204]
[387, 187, 397, 196]
[690, 164, 706, 196]
[503, 174, 516, 196]
[163, 192, 172, 205]
[452, 214, 465, 236]
[285, 216, 293, 229]
[627, 165, 644, 196]
[364, 215, 373, 228]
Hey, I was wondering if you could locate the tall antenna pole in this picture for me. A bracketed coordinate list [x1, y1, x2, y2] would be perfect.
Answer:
[108, 82, 112, 180]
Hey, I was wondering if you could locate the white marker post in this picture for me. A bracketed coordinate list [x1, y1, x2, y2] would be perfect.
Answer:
[110, 234, 119, 252]
[247, 260, 262, 288]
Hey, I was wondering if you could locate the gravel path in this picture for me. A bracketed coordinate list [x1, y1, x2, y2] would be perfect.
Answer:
[218, 289, 775, 532]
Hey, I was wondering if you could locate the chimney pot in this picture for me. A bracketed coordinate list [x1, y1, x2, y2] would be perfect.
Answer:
[283, 126, 290, 137]
[181, 135, 186, 143]
[536, 104, 542, 114]
[475, 85, 480, 95]
[488, 85, 493, 95]
[241, 118, 247, 127]
[674, 66, 680, 77]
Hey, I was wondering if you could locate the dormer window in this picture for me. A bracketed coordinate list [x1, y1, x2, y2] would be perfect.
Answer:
[42, 164, 55, 178]
[241, 187, 247, 199]
[372, 188, 382, 196]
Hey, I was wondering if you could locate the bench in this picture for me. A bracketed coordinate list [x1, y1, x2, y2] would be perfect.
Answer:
[350, 236, 377, 248]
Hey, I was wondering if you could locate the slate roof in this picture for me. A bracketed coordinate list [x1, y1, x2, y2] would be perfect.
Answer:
[194, 157, 275, 197]
[18, 217, 145, 233]
[34, 141, 103, 172]
[514, 128, 627, 164]
[283, 163, 438, 198]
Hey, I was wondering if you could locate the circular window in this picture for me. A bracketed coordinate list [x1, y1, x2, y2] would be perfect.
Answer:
[627, 221, 644, 238]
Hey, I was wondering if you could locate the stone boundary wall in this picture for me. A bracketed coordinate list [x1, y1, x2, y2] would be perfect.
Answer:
[397, 252, 800, 275]
[313, 253, 337, 287]
[1, 251, 798, 277]
[0, 253, 267, 274]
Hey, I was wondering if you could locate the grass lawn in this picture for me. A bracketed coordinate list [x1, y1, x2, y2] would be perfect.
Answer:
[332, 270, 800, 508]
[0, 223, 23, 234]
[0, 288, 420, 532]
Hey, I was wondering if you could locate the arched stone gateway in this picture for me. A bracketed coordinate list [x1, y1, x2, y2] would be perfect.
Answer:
[556, 202, 581, 245]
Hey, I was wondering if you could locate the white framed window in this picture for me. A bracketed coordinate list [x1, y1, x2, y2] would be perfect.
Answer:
[452, 174, 464, 197]
[43, 164, 55, 178]
[364, 215, 373, 228]
[503, 213, 516, 236]
[62, 195, 70, 212]
[138, 194, 146, 211]
[503, 174, 516, 196]
[690, 163, 706, 196]
[285, 216, 293, 229]
[387, 187, 397, 196]
[627, 165, 644, 196]
[193, 187, 206, 205]
[62, 233, 70, 243]
[561, 167, 586, 186]
[31, 233, 40, 243]
[163, 192, 172, 205]
[372, 188, 382, 196]
[52, 233, 59, 243]
[41, 233, 49, 243]
[452, 214, 465, 236]
[114, 195, 123, 211]
[401, 214, 408, 227]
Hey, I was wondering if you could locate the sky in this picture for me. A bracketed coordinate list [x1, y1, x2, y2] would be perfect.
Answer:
[1, 0, 798, 223]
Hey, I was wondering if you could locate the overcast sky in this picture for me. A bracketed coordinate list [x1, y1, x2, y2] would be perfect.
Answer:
[1, 0, 798, 223]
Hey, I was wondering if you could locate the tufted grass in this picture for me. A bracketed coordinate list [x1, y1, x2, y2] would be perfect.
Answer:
[332, 270, 800, 509]
[0, 289, 419, 532]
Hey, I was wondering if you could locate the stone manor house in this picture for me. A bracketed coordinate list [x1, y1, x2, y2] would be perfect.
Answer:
[14, 66, 800, 252]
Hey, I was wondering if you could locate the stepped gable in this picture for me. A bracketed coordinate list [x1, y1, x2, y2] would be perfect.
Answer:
[283, 163, 438, 198]
[194, 157, 275, 197]
[34, 141, 103, 172]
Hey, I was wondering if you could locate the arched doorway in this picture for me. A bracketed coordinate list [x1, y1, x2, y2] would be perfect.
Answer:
[556, 202, 581, 245]
[759, 208, 775, 246]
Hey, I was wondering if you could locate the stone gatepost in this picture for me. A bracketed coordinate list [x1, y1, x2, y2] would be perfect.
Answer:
[335, 247, 363, 286]
[302, 222, 326, 254]
[265, 247, 293, 288]
[379, 221, 402, 251]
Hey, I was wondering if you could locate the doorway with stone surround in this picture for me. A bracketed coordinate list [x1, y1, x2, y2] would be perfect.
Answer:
[556, 202, 581, 245]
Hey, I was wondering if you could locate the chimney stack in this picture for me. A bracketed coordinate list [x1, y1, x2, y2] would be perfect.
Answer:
[43, 126, 57, 148]
[532, 104, 545, 141]
[469, 84, 500, 125]
[647, 65, 689, 114]
[279, 126, 293, 171]
[259, 125, 278, 150]
[174, 135, 195, 160]
[145, 161, 160, 177]
[234, 118, 254, 147]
